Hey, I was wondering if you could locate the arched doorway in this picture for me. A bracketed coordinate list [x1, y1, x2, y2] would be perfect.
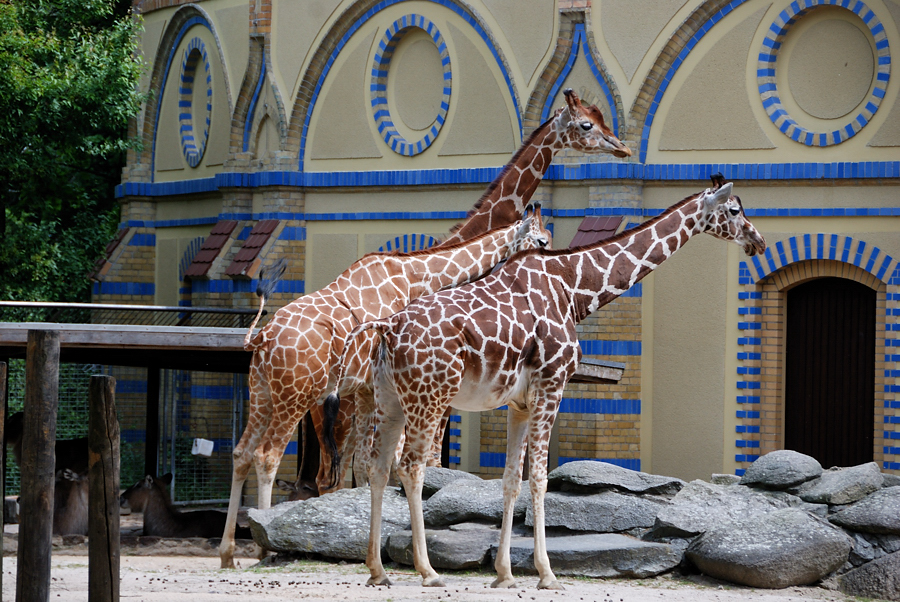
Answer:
[784, 277, 875, 468]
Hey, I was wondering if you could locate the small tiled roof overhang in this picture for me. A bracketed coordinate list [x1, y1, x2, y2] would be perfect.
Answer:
[568, 216, 624, 248]
[225, 219, 279, 278]
[184, 220, 238, 279]
[90, 227, 130, 280]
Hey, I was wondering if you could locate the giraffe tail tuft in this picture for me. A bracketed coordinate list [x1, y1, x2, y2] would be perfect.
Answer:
[243, 258, 288, 351]
[322, 392, 342, 490]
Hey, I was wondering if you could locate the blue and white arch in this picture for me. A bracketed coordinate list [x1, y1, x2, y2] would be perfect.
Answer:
[179, 37, 212, 167]
[371, 15, 451, 156]
[378, 233, 438, 253]
[757, 0, 891, 146]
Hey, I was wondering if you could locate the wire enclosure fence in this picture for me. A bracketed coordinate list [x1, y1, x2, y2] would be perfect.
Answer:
[0, 301, 262, 328]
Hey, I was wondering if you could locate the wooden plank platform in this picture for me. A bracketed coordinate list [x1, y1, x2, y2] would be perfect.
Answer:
[0, 323, 625, 382]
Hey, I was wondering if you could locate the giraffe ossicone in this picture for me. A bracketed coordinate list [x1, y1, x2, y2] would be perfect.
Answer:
[324, 176, 766, 590]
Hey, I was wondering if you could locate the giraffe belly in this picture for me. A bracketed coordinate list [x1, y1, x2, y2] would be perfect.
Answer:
[449, 374, 526, 413]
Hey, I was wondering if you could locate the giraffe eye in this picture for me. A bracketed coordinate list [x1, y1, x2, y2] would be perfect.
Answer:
[728, 207, 740, 217]
[579, 122, 592, 131]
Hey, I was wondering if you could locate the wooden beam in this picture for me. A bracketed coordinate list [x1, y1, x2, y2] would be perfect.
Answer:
[17, 330, 59, 602]
[88, 375, 120, 602]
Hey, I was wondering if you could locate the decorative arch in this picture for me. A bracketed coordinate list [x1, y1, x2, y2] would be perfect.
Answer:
[289, 0, 521, 170]
[733, 234, 899, 475]
[629, 0, 745, 163]
[140, 5, 234, 180]
[746, 234, 897, 285]
[377, 233, 438, 253]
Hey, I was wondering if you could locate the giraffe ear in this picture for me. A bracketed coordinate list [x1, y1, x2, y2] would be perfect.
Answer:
[709, 182, 733, 205]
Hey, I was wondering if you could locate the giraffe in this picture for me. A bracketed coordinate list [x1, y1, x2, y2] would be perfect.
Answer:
[323, 176, 766, 589]
[332, 87, 633, 474]
[218, 208, 550, 569]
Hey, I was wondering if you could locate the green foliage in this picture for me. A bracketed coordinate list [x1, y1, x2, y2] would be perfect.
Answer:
[0, 0, 146, 306]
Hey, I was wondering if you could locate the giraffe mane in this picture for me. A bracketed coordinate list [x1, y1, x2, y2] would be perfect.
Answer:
[359, 224, 515, 261]
[517, 190, 706, 258]
[444, 112, 560, 237]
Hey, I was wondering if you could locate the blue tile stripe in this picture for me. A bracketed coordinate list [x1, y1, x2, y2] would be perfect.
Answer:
[117, 161, 900, 198]
[128, 233, 156, 246]
[559, 398, 640, 414]
[579, 340, 640, 356]
[757, 0, 890, 148]
[480, 453, 639, 470]
[540, 23, 621, 137]
[242, 61, 267, 153]
[93, 282, 155, 296]
[191, 279, 305, 295]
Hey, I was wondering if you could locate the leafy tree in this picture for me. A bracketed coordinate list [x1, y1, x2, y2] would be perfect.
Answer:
[0, 0, 146, 311]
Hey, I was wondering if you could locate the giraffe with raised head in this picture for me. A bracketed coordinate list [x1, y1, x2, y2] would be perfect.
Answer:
[324, 176, 766, 589]
[218, 209, 549, 569]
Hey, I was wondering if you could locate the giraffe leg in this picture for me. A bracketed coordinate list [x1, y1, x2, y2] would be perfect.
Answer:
[365, 391, 405, 586]
[426, 407, 451, 467]
[492, 407, 528, 588]
[528, 400, 563, 590]
[396, 419, 444, 588]
[219, 363, 271, 569]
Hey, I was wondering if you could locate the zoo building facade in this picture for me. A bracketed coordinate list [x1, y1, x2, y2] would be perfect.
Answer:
[97, 0, 900, 502]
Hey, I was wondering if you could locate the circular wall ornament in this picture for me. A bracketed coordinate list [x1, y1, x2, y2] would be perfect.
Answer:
[371, 15, 451, 156]
[758, 0, 890, 146]
[179, 37, 212, 167]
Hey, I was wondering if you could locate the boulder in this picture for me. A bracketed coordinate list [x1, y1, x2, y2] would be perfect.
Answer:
[494, 533, 681, 578]
[248, 486, 410, 561]
[884, 473, 900, 488]
[423, 478, 527, 527]
[422, 466, 480, 499]
[648, 480, 826, 539]
[829, 486, 900, 534]
[740, 450, 822, 490]
[526, 490, 666, 533]
[686, 508, 852, 588]
[387, 522, 500, 569]
[710, 474, 741, 486]
[796, 462, 883, 505]
[548, 461, 685, 496]
[838, 551, 900, 601]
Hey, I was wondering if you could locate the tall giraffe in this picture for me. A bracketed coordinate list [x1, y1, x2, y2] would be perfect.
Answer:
[328, 87, 633, 473]
[218, 210, 549, 569]
[324, 177, 766, 589]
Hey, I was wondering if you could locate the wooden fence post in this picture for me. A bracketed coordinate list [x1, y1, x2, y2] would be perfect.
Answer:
[88, 375, 120, 602]
[17, 329, 60, 602]
[0, 360, 7, 597]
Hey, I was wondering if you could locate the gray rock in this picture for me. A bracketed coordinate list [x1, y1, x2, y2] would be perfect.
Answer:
[797, 463, 883, 505]
[686, 508, 852, 589]
[838, 551, 900, 601]
[548, 461, 685, 496]
[848, 531, 877, 566]
[884, 473, 900, 488]
[740, 450, 822, 490]
[248, 486, 410, 561]
[494, 533, 681, 578]
[710, 474, 741, 486]
[526, 490, 666, 533]
[829, 486, 900, 534]
[422, 466, 480, 499]
[648, 480, 827, 539]
[423, 478, 527, 527]
[387, 522, 500, 569]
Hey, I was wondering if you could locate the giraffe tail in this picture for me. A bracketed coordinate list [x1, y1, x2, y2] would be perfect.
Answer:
[243, 258, 287, 351]
[322, 318, 392, 490]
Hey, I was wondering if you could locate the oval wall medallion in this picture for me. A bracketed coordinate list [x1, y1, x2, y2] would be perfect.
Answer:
[179, 37, 212, 167]
[371, 15, 451, 156]
[757, 0, 890, 146]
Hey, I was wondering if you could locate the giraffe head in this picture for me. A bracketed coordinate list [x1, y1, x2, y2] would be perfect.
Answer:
[559, 88, 631, 158]
[515, 202, 551, 251]
[700, 179, 767, 256]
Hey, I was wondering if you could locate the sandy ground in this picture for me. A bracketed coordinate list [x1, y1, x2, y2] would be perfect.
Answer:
[0, 554, 861, 602]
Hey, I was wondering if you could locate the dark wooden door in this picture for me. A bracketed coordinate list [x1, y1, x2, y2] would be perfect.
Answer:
[784, 277, 875, 468]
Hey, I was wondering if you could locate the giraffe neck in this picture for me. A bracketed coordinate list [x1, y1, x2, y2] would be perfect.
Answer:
[561, 193, 709, 323]
[441, 117, 563, 245]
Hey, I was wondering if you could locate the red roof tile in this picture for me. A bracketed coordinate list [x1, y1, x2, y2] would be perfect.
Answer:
[184, 220, 238, 278]
[568, 216, 623, 248]
[225, 220, 279, 278]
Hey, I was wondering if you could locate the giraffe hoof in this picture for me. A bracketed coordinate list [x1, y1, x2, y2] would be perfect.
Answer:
[423, 576, 445, 588]
[538, 579, 565, 590]
[490, 577, 517, 589]
[366, 576, 392, 587]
